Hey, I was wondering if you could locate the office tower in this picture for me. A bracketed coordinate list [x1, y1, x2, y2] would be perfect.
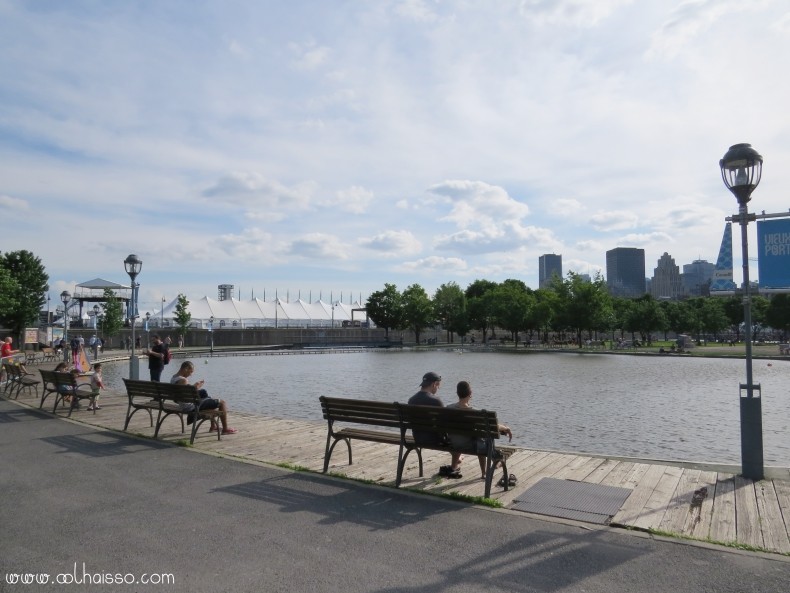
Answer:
[682, 260, 715, 296]
[651, 253, 682, 299]
[218, 284, 234, 301]
[606, 248, 646, 297]
[539, 254, 563, 288]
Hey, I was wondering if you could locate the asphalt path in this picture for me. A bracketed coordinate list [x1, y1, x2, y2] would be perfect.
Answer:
[1, 399, 788, 593]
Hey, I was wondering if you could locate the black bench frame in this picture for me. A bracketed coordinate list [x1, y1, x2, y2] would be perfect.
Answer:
[37, 369, 96, 417]
[320, 396, 510, 498]
[122, 378, 221, 444]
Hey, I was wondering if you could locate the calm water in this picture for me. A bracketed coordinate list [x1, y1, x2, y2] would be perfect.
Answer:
[103, 350, 790, 466]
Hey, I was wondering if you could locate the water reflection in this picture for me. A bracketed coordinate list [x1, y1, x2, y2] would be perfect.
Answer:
[102, 350, 790, 465]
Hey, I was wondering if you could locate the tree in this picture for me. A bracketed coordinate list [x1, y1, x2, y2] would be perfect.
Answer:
[722, 296, 745, 341]
[765, 294, 790, 341]
[623, 295, 666, 345]
[99, 288, 124, 345]
[491, 281, 535, 346]
[173, 294, 192, 342]
[433, 282, 467, 343]
[552, 272, 611, 347]
[0, 266, 19, 326]
[465, 279, 498, 343]
[0, 250, 49, 340]
[365, 284, 403, 339]
[401, 284, 434, 345]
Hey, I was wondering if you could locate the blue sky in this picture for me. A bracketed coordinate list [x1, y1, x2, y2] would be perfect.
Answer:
[1, 0, 789, 313]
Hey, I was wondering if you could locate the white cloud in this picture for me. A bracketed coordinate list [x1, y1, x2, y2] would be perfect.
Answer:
[331, 185, 374, 214]
[359, 230, 422, 256]
[286, 234, 350, 260]
[202, 172, 314, 211]
[397, 256, 468, 274]
[394, 0, 439, 23]
[519, 0, 632, 27]
[0, 194, 29, 210]
[589, 211, 639, 232]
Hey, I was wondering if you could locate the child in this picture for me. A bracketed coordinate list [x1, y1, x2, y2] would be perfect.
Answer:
[87, 363, 105, 411]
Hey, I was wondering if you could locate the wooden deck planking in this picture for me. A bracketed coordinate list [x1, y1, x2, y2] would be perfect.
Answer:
[611, 464, 667, 526]
[709, 474, 737, 544]
[657, 468, 701, 535]
[733, 475, 764, 549]
[5, 387, 790, 554]
[631, 465, 684, 531]
[754, 480, 790, 554]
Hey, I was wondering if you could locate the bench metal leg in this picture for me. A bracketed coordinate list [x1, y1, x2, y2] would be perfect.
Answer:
[322, 434, 351, 473]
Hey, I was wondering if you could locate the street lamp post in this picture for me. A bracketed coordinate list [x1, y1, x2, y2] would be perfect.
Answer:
[145, 312, 151, 345]
[93, 304, 100, 329]
[60, 291, 71, 362]
[161, 296, 166, 328]
[720, 142, 764, 480]
[209, 316, 214, 354]
[124, 254, 143, 380]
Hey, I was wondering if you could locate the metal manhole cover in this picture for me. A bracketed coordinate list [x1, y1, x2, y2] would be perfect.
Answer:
[511, 478, 632, 525]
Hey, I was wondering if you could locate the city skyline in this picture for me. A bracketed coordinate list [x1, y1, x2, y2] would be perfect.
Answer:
[2, 1, 789, 310]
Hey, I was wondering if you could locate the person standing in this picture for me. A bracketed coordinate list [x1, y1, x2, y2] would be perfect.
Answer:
[143, 335, 166, 381]
[1, 336, 18, 359]
[89, 334, 99, 361]
[87, 363, 105, 411]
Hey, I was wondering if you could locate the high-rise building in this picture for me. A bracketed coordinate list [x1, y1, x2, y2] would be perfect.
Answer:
[539, 254, 562, 288]
[218, 284, 234, 301]
[606, 248, 646, 298]
[682, 260, 715, 296]
[651, 253, 682, 300]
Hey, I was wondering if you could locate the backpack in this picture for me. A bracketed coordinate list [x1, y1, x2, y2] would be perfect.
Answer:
[163, 347, 172, 365]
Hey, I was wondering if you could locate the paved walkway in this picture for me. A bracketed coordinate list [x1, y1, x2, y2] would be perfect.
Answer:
[5, 360, 790, 557]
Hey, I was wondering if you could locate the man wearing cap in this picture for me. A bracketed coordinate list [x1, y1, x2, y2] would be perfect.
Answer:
[408, 372, 445, 447]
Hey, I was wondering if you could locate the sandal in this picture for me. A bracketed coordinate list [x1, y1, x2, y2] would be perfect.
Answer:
[447, 470, 462, 479]
[497, 474, 517, 487]
[221, 428, 238, 435]
[438, 465, 453, 476]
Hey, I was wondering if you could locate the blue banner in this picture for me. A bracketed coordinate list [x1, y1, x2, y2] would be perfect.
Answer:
[757, 218, 790, 289]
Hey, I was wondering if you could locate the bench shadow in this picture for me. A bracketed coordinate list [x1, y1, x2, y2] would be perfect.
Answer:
[39, 432, 172, 458]
[212, 473, 454, 531]
[375, 529, 646, 593]
[0, 407, 56, 423]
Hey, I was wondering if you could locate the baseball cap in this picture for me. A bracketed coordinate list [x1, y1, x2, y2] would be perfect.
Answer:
[421, 371, 442, 385]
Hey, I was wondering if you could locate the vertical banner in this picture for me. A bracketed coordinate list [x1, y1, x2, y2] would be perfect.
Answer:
[757, 219, 790, 290]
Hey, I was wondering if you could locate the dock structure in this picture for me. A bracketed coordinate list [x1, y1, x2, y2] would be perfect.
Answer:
[4, 379, 790, 555]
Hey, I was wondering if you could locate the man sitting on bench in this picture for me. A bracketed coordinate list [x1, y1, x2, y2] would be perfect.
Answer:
[170, 361, 237, 435]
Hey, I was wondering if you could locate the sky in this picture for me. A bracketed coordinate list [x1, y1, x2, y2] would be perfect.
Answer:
[1, 0, 789, 315]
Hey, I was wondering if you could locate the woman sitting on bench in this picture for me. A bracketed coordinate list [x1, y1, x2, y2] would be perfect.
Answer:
[170, 360, 237, 435]
[446, 381, 513, 483]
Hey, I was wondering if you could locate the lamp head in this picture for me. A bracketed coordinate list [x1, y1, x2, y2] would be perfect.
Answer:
[60, 290, 71, 304]
[146, 312, 151, 320]
[124, 254, 143, 281]
[720, 143, 762, 206]
[93, 304, 100, 314]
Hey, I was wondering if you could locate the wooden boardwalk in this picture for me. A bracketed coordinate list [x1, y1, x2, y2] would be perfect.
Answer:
[5, 384, 790, 555]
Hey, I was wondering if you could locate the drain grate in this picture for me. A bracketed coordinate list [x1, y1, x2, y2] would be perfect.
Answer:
[511, 478, 632, 525]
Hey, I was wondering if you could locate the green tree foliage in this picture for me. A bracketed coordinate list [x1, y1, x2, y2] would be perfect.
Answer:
[173, 294, 192, 341]
[99, 288, 124, 342]
[0, 250, 49, 340]
[365, 283, 403, 339]
[623, 295, 666, 345]
[552, 272, 611, 347]
[465, 279, 498, 343]
[722, 296, 745, 340]
[765, 294, 790, 341]
[401, 284, 434, 345]
[433, 282, 467, 343]
[660, 300, 694, 339]
[491, 280, 535, 346]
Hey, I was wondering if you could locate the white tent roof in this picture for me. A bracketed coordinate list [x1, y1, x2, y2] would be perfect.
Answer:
[151, 297, 368, 328]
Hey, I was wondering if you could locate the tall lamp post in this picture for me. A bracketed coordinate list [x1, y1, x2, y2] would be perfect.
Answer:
[161, 296, 166, 328]
[60, 291, 71, 362]
[124, 254, 143, 380]
[720, 142, 763, 480]
[208, 316, 214, 354]
[145, 312, 151, 345]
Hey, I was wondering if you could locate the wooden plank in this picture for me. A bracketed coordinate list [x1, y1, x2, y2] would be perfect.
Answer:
[632, 465, 683, 530]
[774, 479, 790, 544]
[754, 480, 790, 554]
[733, 475, 763, 549]
[709, 474, 737, 544]
[657, 468, 701, 535]
[610, 464, 666, 527]
[684, 470, 718, 540]
[552, 456, 603, 481]
[583, 458, 620, 484]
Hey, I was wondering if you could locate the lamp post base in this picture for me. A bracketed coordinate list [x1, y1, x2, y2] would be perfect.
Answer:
[129, 356, 140, 381]
[740, 392, 764, 480]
